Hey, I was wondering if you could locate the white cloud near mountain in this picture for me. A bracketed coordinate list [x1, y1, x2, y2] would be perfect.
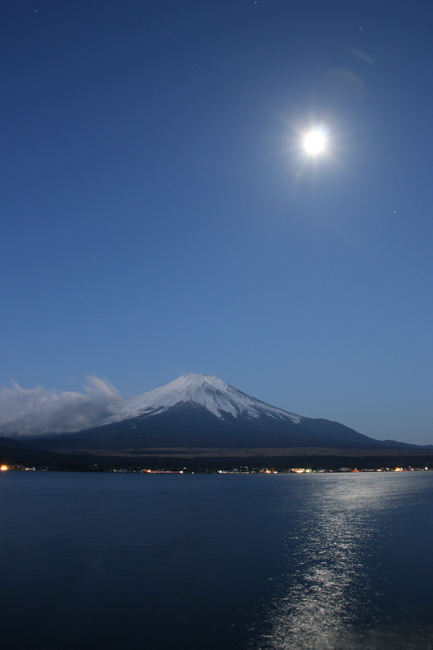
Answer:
[0, 377, 123, 436]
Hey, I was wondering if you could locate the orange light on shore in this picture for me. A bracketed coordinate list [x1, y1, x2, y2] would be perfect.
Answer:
[0, 465, 8, 471]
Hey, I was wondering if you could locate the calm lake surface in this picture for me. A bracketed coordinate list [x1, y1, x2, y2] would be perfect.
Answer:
[0, 472, 432, 650]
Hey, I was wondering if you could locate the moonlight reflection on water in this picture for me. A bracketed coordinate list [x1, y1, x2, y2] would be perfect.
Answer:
[254, 476, 433, 650]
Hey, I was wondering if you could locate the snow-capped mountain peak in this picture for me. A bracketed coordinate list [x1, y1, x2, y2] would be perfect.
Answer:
[116, 374, 302, 423]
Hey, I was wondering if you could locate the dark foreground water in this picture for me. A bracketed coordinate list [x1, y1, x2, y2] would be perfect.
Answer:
[0, 472, 432, 650]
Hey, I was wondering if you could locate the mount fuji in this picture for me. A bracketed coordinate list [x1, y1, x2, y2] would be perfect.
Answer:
[112, 374, 303, 424]
[32, 374, 408, 452]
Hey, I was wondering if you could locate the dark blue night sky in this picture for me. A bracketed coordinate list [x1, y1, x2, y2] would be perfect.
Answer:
[1, 0, 433, 443]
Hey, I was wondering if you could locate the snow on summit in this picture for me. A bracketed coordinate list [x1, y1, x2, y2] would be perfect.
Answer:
[117, 374, 302, 423]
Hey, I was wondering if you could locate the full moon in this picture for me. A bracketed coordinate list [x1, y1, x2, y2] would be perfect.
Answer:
[304, 130, 326, 155]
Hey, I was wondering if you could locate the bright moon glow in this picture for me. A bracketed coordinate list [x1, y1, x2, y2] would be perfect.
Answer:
[304, 130, 326, 155]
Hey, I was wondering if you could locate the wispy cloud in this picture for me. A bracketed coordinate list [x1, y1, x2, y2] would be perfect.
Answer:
[0, 378, 123, 436]
[350, 48, 375, 65]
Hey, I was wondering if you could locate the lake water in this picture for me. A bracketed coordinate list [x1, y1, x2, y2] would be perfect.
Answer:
[0, 472, 432, 650]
